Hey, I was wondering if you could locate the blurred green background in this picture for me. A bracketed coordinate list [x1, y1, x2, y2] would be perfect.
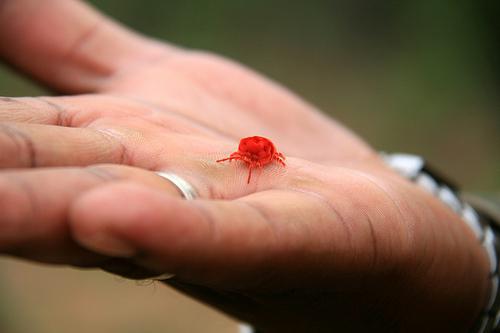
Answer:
[0, 0, 499, 332]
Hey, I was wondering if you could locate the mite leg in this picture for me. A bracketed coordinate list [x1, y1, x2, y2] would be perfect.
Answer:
[216, 152, 241, 163]
[247, 165, 253, 184]
[274, 154, 286, 166]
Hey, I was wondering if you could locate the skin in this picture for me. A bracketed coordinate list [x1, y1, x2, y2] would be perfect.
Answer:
[0, 0, 491, 332]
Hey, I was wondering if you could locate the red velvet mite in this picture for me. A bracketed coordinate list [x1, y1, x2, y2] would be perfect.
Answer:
[217, 136, 286, 184]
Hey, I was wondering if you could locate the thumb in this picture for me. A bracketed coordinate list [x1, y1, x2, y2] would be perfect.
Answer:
[0, 0, 174, 93]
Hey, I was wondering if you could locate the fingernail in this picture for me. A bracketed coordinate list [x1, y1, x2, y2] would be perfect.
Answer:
[133, 257, 174, 280]
[147, 272, 175, 280]
[81, 232, 136, 257]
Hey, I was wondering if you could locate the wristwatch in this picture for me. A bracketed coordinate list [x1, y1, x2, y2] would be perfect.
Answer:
[382, 153, 500, 333]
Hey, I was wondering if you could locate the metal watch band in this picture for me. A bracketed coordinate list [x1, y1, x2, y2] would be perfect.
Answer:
[381, 153, 500, 333]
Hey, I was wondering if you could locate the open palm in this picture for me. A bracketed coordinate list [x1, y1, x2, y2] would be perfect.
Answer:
[0, 1, 489, 332]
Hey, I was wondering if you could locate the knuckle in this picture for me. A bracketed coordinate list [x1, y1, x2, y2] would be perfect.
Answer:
[0, 123, 37, 167]
[39, 97, 73, 126]
[95, 129, 132, 165]
[0, 96, 72, 125]
[0, 97, 32, 121]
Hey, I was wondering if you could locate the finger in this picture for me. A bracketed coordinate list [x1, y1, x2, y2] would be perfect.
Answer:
[0, 0, 176, 93]
[0, 122, 127, 168]
[0, 96, 75, 125]
[69, 182, 355, 288]
[0, 95, 145, 126]
[0, 165, 182, 266]
[0, 95, 231, 141]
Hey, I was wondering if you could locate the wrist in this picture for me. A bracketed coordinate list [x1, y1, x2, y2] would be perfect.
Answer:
[382, 153, 499, 332]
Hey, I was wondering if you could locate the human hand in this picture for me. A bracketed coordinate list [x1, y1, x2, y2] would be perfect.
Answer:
[0, 1, 490, 332]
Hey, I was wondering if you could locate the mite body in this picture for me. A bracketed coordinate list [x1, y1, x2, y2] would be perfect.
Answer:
[217, 136, 286, 184]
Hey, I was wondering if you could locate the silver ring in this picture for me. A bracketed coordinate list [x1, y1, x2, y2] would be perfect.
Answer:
[155, 171, 198, 200]
[140, 172, 197, 281]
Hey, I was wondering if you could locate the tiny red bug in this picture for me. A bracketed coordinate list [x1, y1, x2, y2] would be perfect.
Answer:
[217, 136, 286, 184]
